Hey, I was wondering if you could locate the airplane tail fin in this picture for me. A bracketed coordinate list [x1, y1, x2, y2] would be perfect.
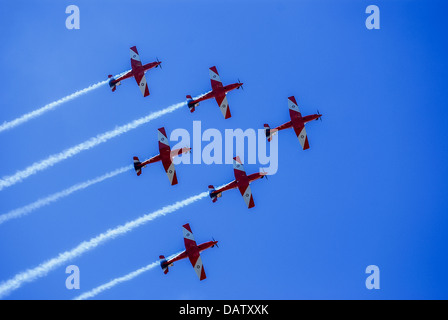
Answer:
[186, 95, 197, 113]
[208, 185, 222, 203]
[264, 124, 273, 142]
[108, 75, 121, 92]
[133, 156, 142, 176]
[159, 255, 170, 275]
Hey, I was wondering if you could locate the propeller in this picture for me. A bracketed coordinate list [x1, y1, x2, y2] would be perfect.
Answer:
[212, 237, 219, 248]
[317, 109, 322, 122]
[238, 78, 244, 90]
[156, 57, 162, 69]
[261, 171, 268, 180]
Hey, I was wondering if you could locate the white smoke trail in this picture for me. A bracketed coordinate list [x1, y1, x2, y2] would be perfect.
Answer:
[0, 100, 187, 191]
[0, 70, 130, 134]
[0, 191, 208, 298]
[0, 80, 107, 133]
[0, 165, 133, 226]
[74, 251, 181, 300]
[74, 261, 159, 300]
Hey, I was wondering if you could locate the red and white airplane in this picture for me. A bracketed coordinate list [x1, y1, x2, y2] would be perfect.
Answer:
[186, 66, 243, 119]
[264, 96, 322, 150]
[160, 223, 218, 281]
[133, 127, 190, 185]
[108, 46, 161, 97]
[208, 156, 267, 209]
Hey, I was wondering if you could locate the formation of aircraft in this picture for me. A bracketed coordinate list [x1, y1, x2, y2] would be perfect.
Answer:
[111, 46, 322, 280]
[108, 46, 162, 97]
[264, 96, 322, 150]
[159, 223, 218, 281]
[208, 156, 267, 209]
[133, 127, 190, 185]
[186, 66, 244, 119]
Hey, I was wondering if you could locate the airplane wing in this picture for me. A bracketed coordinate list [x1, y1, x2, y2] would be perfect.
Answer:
[158, 128, 178, 185]
[233, 156, 255, 208]
[288, 96, 302, 119]
[288, 96, 309, 149]
[130, 46, 143, 69]
[130, 46, 150, 97]
[189, 254, 206, 280]
[135, 73, 149, 97]
[209, 66, 223, 90]
[183, 224, 206, 280]
[158, 127, 171, 152]
[161, 157, 178, 185]
[292, 123, 309, 150]
[215, 93, 231, 119]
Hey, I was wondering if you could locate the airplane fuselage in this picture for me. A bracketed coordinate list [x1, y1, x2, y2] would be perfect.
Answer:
[112, 61, 161, 84]
[275, 113, 322, 132]
[191, 82, 242, 104]
[136, 147, 190, 170]
[213, 172, 266, 195]
[165, 240, 218, 266]
[138, 154, 162, 168]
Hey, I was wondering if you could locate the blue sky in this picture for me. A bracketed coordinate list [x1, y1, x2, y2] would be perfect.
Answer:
[0, 0, 447, 299]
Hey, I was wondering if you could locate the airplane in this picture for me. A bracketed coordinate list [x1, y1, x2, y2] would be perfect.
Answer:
[108, 46, 162, 97]
[208, 156, 267, 209]
[159, 223, 218, 281]
[264, 96, 322, 150]
[133, 127, 190, 185]
[186, 66, 243, 119]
